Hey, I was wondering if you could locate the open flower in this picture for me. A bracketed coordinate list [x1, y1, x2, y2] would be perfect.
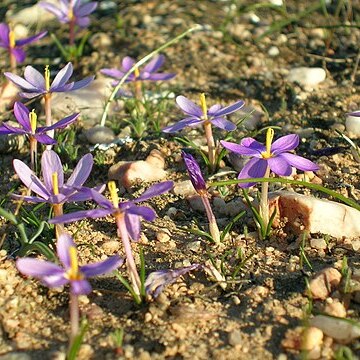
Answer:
[0, 23, 47, 63]
[40, 0, 98, 27]
[163, 95, 245, 133]
[16, 232, 122, 295]
[12, 150, 102, 204]
[101, 54, 176, 85]
[0, 102, 79, 145]
[4, 62, 94, 99]
[221, 133, 319, 187]
[49, 181, 173, 241]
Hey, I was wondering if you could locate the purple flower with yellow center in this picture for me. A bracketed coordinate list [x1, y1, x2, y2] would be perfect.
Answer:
[0, 102, 79, 145]
[163, 94, 245, 133]
[40, 0, 98, 28]
[16, 232, 123, 295]
[49, 180, 174, 241]
[101, 55, 176, 85]
[50, 180, 173, 295]
[4, 62, 94, 99]
[221, 129, 319, 188]
[12, 150, 101, 207]
[0, 23, 47, 65]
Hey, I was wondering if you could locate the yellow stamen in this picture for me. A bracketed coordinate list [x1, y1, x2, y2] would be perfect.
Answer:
[29, 109, 37, 133]
[67, 246, 83, 280]
[45, 65, 50, 91]
[9, 30, 15, 48]
[200, 93, 208, 120]
[108, 181, 119, 208]
[68, 7, 74, 21]
[134, 67, 140, 79]
[52, 172, 59, 195]
[261, 128, 275, 159]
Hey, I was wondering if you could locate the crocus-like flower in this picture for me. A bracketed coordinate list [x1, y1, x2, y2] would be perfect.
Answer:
[145, 264, 202, 298]
[0, 23, 47, 63]
[12, 150, 101, 204]
[16, 232, 122, 295]
[101, 55, 176, 85]
[4, 62, 94, 99]
[50, 181, 174, 241]
[0, 102, 79, 145]
[221, 132, 319, 188]
[163, 95, 245, 133]
[182, 151, 206, 194]
[40, 0, 98, 27]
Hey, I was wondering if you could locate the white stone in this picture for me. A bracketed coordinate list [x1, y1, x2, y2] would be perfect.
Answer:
[310, 315, 360, 342]
[287, 67, 326, 87]
[269, 0, 283, 5]
[83, 126, 115, 144]
[301, 327, 323, 350]
[268, 46, 280, 57]
[345, 111, 360, 138]
[6, 0, 56, 25]
[51, 78, 114, 126]
[270, 191, 360, 239]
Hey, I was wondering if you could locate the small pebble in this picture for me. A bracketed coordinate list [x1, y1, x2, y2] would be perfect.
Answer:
[84, 126, 115, 144]
[287, 67, 326, 87]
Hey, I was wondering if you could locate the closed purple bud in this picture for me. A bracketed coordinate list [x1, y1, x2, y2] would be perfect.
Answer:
[182, 151, 207, 193]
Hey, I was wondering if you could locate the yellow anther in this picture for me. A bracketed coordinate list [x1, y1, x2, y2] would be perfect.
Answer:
[108, 181, 119, 208]
[134, 67, 140, 79]
[29, 109, 37, 133]
[9, 30, 15, 48]
[45, 65, 50, 91]
[264, 128, 274, 158]
[68, 7, 74, 21]
[200, 93, 208, 119]
[52, 172, 59, 195]
[67, 246, 83, 280]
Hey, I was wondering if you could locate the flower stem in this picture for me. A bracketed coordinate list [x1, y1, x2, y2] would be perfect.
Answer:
[53, 203, 64, 239]
[44, 94, 54, 150]
[9, 53, 16, 73]
[201, 194, 220, 243]
[69, 18, 75, 47]
[115, 213, 141, 295]
[259, 166, 271, 234]
[69, 292, 79, 347]
[204, 122, 216, 172]
[29, 137, 37, 172]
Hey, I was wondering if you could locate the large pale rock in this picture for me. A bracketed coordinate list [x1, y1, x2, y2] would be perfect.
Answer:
[301, 327, 323, 351]
[6, 0, 56, 26]
[309, 267, 342, 300]
[0, 82, 19, 111]
[310, 315, 360, 342]
[83, 126, 115, 144]
[287, 67, 326, 87]
[108, 149, 167, 188]
[51, 78, 114, 126]
[269, 191, 360, 239]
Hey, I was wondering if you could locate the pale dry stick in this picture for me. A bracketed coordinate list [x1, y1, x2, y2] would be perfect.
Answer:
[100, 24, 203, 127]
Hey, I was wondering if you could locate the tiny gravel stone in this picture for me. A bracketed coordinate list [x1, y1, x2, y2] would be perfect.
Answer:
[301, 327, 323, 350]
[156, 231, 171, 243]
[228, 329, 242, 346]
[346, 112, 360, 138]
[309, 267, 342, 300]
[102, 240, 120, 253]
[287, 67, 326, 87]
[268, 46, 280, 57]
[186, 241, 201, 253]
[310, 238, 327, 250]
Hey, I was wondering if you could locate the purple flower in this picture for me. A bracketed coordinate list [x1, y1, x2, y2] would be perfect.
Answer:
[101, 55, 176, 85]
[12, 150, 102, 204]
[221, 133, 319, 188]
[0, 23, 47, 63]
[145, 264, 202, 298]
[0, 102, 79, 145]
[163, 95, 245, 133]
[16, 232, 122, 295]
[347, 111, 360, 117]
[181, 151, 206, 194]
[4, 62, 94, 99]
[50, 181, 174, 241]
[40, 0, 98, 27]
